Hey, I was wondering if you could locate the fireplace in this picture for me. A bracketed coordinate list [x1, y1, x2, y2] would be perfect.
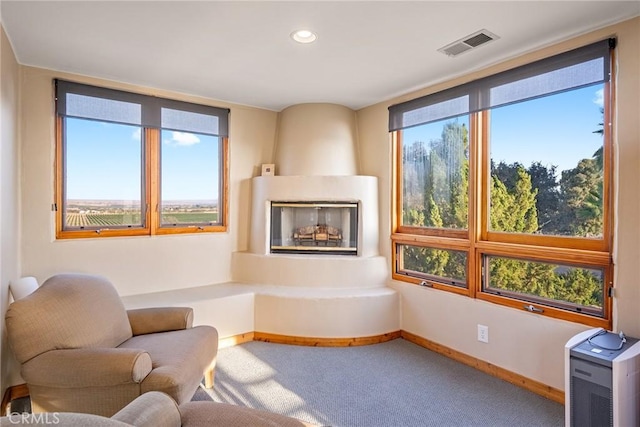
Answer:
[270, 201, 358, 255]
[230, 105, 396, 338]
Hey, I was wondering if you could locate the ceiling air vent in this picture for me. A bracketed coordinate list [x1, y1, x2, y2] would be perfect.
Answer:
[438, 29, 499, 57]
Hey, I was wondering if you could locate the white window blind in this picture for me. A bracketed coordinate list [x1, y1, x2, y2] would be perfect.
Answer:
[389, 39, 614, 132]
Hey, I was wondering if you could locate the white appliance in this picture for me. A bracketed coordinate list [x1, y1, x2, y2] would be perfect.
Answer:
[565, 328, 640, 426]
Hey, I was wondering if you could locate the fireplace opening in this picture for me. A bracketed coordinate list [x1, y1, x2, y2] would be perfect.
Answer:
[270, 201, 358, 255]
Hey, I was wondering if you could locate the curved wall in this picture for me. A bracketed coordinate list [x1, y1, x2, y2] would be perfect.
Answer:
[274, 103, 359, 176]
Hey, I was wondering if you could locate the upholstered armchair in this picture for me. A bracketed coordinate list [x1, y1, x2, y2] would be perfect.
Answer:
[5, 273, 218, 417]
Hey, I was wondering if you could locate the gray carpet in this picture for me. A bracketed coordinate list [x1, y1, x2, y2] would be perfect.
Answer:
[193, 339, 564, 427]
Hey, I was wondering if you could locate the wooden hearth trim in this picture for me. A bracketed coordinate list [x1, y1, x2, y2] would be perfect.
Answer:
[254, 331, 402, 347]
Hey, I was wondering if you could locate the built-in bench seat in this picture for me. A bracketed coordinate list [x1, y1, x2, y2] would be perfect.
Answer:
[121, 282, 399, 345]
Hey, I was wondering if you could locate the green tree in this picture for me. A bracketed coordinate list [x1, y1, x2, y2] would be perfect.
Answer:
[402, 120, 468, 284]
[403, 245, 451, 279]
[490, 166, 538, 233]
[403, 208, 425, 227]
[555, 268, 602, 308]
[527, 162, 560, 233]
[489, 168, 555, 301]
[491, 160, 522, 192]
[492, 161, 560, 234]
[403, 197, 452, 277]
[444, 122, 470, 231]
[407, 112, 607, 309]
[559, 157, 603, 237]
[556, 106, 606, 238]
[402, 140, 428, 222]
[488, 258, 603, 312]
[425, 121, 469, 229]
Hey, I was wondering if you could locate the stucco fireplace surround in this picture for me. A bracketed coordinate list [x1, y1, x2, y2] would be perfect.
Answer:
[231, 103, 398, 339]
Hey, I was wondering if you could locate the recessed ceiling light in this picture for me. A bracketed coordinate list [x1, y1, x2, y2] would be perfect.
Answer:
[291, 29, 317, 44]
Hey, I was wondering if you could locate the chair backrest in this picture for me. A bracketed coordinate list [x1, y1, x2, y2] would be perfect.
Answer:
[5, 273, 133, 364]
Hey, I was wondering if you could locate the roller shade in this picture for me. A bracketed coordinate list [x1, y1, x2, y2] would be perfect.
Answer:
[389, 38, 614, 132]
[55, 79, 229, 137]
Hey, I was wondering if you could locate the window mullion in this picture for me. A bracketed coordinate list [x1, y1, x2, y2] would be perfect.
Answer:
[469, 111, 485, 298]
[477, 110, 491, 243]
[55, 116, 64, 237]
[146, 128, 160, 235]
[221, 136, 230, 229]
[603, 61, 614, 252]
[392, 131, 403, 232]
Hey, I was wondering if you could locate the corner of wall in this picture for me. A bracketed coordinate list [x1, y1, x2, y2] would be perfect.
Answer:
[271, 108, 282, 165]
[1, 22, 24, 395]
[353, 108, 363, 176]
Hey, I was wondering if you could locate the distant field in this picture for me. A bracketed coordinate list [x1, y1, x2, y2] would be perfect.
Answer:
[161, 212, 218, 224]
[66, 212, 218, 228]
[66, 213, 142, 227]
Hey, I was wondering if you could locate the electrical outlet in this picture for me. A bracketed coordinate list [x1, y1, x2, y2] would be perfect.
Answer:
[477, 324, 489, 343]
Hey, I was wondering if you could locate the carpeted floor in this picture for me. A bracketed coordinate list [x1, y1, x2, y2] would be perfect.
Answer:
[193, 339, 564, 427]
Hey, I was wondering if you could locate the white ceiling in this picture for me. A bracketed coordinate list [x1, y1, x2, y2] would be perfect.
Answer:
[1, 1, 638, 111]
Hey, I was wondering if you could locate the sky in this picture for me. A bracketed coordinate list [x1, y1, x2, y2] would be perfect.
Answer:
[66, 119, 219, 202]
[403, 83, 604, 176]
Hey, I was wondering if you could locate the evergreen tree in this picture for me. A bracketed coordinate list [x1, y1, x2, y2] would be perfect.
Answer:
[401, 120, 468, 282]
[489, 167, 553, 299]
[490, 166, 538, 233]
[426, 121, 469, 229]
[402, 140, 428, 225]
[492, 161, 560, 234]
[555, 268, 602, 308]
[527, 162, 560, 233]
[559, 157, 603, 237]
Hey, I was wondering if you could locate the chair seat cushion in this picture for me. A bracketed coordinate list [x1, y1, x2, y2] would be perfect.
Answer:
[118, 326, 218, 404]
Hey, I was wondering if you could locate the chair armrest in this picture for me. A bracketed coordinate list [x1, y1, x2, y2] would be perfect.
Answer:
[127, 307, 194, 336]
[22, 348, 152, 387]
[112, 391, 181, 427]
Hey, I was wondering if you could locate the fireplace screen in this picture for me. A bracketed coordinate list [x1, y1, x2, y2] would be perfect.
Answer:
[270, 202, 358, 255]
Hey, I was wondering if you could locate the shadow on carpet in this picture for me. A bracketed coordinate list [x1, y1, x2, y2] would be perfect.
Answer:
[192, 339, 564, 427]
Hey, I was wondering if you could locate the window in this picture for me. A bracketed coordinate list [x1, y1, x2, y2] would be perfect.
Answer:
[390, 39, 615, 327]
[55, 80, 229, 238]
[397, 244, 468, 288]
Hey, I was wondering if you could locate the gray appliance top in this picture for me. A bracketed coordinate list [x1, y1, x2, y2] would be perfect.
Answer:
[570, 330, 639, 367]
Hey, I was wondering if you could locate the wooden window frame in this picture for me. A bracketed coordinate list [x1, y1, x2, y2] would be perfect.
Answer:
[391, 42, 615, 329]
[54, 83, 229, 239]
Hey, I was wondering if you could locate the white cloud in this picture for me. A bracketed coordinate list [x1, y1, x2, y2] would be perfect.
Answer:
[593, 88, 604, 108]
[164, 131, 201, 146]
[132, 128, 141, 141]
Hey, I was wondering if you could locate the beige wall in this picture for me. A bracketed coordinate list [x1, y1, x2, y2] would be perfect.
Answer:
[356, 17, 640, 390]
[1, 24, 22, 393]
[19, 67, 278, 296]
